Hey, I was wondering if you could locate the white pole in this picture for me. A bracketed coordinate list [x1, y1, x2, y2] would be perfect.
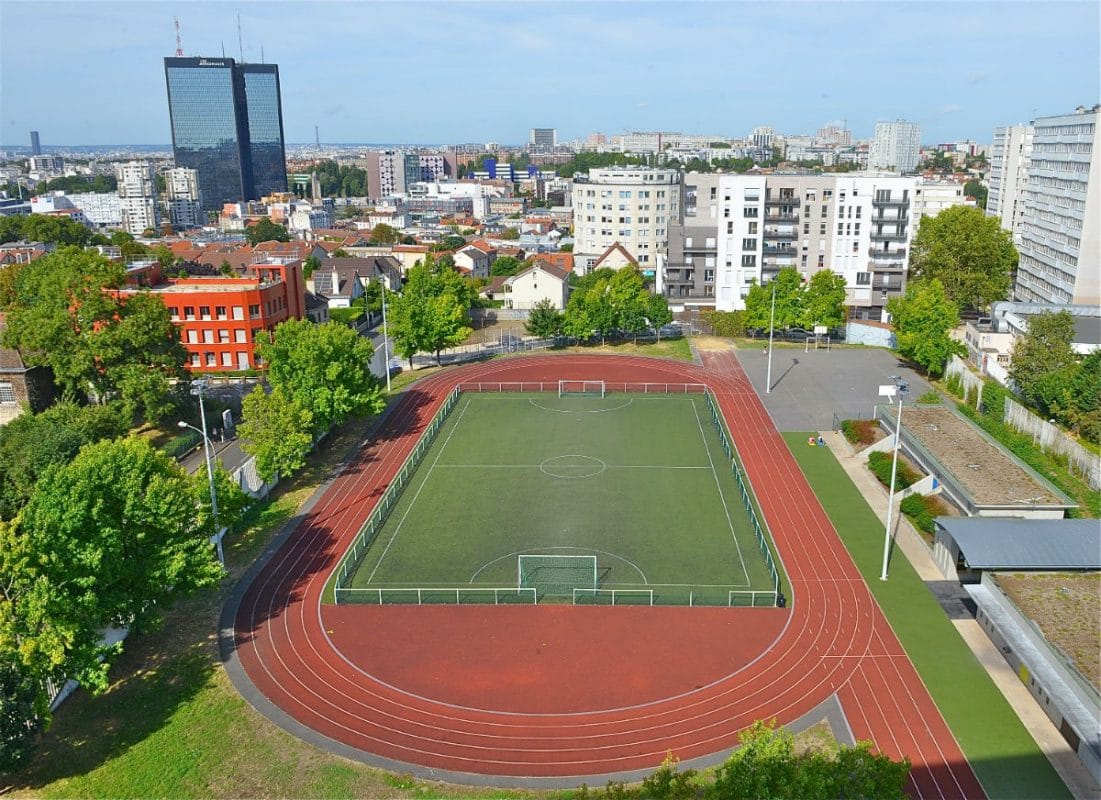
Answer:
[195, 383, 223, 567]
[381, 281, 391, 393]
[880, 388, 904, 581]
[765, 279, 777, 394]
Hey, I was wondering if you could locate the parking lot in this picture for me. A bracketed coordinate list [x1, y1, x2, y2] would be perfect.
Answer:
[733, 343, 933, 432]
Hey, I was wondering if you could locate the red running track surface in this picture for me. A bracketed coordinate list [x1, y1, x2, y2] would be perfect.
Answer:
[229, 353, 986, 796]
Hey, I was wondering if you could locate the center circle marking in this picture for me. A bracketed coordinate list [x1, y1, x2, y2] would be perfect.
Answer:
[539, 454, 607, 479]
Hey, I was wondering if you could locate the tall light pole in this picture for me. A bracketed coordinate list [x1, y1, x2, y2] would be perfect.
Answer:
[180, 378, 223, 567]
[380, 279, 392, 393]
[877, 375, 909, 581]
[765, 278, 777, 394]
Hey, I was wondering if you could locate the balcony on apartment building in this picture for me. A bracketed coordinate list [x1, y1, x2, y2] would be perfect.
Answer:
[870, 230, 907, 242]
[762, 245, 798, 255]
[763, 228, 798, 240]
[868, 247, 906, 259]
[764, 195, 799, 207]
[872, 197, 909, 207]
[763, 211, 800, 223]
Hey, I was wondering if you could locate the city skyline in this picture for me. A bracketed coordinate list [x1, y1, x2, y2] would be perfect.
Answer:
[1, 1, 1099, 147]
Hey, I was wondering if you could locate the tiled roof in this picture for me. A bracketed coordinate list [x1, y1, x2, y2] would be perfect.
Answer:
[533, 252, 574, 272]
[593, 242, 638, 268]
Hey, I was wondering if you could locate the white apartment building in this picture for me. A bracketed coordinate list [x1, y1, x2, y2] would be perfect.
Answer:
[365, 150, 421, 200]
[666, 173, 917, 319]
[115, 161, 160, 234]
[987, 124, 1033, 246]
[30, 191, 122, 230]
[1015, 106, 1101, 306]
[871, 120, 922, 173]
[529, 128, 557, 150]
[912, 179, 976, 219]
[165, 167, 204, 229]
[570, 167, 680, 269]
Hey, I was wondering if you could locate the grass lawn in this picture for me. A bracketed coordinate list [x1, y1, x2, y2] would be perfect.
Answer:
[341, 392, 778, 606]
[9, 410, 548, 800]
[783, 432, 1072, 800]
[553, 336, 694, 362]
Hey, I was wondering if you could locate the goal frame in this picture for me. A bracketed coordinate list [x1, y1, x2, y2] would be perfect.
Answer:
[558, 379, 606, 398]
[518, 554, 599, 596]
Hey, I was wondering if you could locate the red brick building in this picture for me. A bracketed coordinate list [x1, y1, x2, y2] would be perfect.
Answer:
[122, 257, 306, 373]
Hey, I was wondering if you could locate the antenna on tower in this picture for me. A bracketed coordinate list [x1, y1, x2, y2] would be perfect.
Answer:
[260, 42, 265, 63]
[221, 41, 225, 58]
[315, 125, 320, 149]
[174, 17, 184, 56]
[237, 12, 244, 61]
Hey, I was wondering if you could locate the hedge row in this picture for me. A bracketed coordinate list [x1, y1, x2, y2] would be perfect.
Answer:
[841, 419, 878, 446]
[867, 449, 920, 490]
[900, 493, 948, 534]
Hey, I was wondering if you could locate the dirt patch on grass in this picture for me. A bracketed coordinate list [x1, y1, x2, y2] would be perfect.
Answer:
[693, 335, 735, 352]
[993, 572, 1101, 693]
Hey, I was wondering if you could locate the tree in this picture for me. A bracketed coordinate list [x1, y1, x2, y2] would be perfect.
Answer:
[436, 234, 467, 252]
[369, 223, 400, 245]
[800, 269, 847, 329]
[0, 400, 128, 521]
[963, 179, 988, 210]
[303, 254, 321, 279]
[909, 206, 1015, 310]
[499, 227, 520, 241]
[244, 217, 290, 246]
[0, 214, 93, 247]
[490, 255, 523, 277]
[387, 260, 473, 367]
[647, 293, 674, 337]
[886, 279, 965, 377]
[1008, 310, 1077, 412]
[0, 658, 45, 772]
[239, 387, 314, 482]
[2, 247, 187, 420]
[744, 267, 804, 330]
[330, 248, 350, 258]
[257, 318, 385, 435]
[525, 298, 562, 338]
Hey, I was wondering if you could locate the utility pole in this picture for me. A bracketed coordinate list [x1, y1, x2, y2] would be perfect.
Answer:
[765, 279, 777, 394]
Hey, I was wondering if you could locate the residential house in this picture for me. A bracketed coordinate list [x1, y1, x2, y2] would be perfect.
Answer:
[499, 262, 571, 311]
[0, 315, 57, 426]
[453, 244, 492, 278]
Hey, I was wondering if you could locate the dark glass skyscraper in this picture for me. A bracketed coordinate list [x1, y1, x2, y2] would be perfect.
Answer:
[164, 57, 287, 211]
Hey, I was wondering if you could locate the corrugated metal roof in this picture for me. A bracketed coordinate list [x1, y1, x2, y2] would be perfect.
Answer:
[936, 517, 1101, 569]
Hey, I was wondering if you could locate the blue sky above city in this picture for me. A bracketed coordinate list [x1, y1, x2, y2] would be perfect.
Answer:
[1, 0, 1098, 147]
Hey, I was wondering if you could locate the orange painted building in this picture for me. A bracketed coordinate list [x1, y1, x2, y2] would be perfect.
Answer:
[123, 258, 305, 373]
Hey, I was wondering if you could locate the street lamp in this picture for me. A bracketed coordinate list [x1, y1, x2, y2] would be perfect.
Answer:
[180, 378, 223, 566]
[765, 278, 777, 394]
[380, 280, 392, 393]
[877, 375, 909, 581]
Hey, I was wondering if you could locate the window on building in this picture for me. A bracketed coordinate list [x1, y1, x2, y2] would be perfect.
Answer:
[186, 329, 198, 344]
[741, 254, 756, 267]
[820, 205, 828, 218]
[235, 329, 247, 343]
[249, 304, 261, 318]
[203, 330, 214, 344]
[742, 238, 756, 250]
[803, 223, 810, 234]
[817, 255, 825, 268]
[184, 306, 196, 320]
[189, 353, 201, 367]
[0, 382, 14, 404]
[744, 207, 758, 218]
[727, 221, 734, 234]
[216, 305, 227, 320]
[710, 187, 717, 200]
[838, 223, 844, 236]
[167, 306, 180, 320]
[220, 352, 232, 366]
[820, 223, 827, 235]
[823, 189, 833, 198]
[801, 254, 808, 267]
[199, 305, 211, 320]
[219, 329, 230, 343]
[747, 221, 758, 234]
[205, 352, 216, 367]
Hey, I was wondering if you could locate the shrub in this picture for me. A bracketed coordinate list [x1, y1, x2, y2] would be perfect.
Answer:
[916, 390, 941, 405]
[979, 379, 1007, 418]
[700, 309, 747, 338]
[162, 428, 201, 460]
[900, 493, 948, 533]
[867, 449, 919, 490]
[841, 419, 878, 446]
[945, 373, 964, 399]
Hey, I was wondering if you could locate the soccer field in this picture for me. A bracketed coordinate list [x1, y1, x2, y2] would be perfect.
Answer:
[336, 390, 784, 606]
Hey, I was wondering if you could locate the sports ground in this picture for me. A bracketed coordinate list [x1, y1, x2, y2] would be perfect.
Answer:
[336, 390, 780, 607]
[224, 352, 987, 796]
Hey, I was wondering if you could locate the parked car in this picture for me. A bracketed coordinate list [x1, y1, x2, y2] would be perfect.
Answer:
[784, 328, 811, 341]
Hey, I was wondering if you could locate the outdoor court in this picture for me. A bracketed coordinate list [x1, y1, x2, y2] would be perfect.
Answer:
[338, 390, 779, 606]
[223, 352, 986, 796]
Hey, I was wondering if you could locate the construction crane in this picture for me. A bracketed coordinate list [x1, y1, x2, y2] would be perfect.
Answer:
[174, 17, 184, 56]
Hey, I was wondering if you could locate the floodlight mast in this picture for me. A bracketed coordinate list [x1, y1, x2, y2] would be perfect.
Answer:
[878, 376, 909, 580]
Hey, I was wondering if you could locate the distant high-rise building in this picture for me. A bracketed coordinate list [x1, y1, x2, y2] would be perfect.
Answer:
[164, 56, 287, 211]
[365, 150, 422, 199]
[751, 126, 775, 149]
[871, 120, 921, 173]
[1015, 106, 1100, 306]
[29, 131, 41, 156]
[115, 161, 161, 235]
[165, 167, 205, 228]
[987, 124, 1033, 246]
[529, 128, 556, 151]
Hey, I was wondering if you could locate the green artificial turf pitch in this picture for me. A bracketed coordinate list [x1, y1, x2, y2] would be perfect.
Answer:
[340, 392, 780, 605]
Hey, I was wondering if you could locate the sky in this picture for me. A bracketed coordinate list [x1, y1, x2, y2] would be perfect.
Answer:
[1, 0, 1099, 147]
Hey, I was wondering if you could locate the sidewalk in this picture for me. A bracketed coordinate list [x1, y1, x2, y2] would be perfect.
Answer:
[819, 429, 1099, 800]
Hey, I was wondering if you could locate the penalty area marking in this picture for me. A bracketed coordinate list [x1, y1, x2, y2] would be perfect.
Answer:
[528, 397, 634, 414]
[469, 545, 649, 584]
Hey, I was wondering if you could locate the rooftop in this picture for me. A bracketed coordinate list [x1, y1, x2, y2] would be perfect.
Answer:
[936, 518, 1101, 570]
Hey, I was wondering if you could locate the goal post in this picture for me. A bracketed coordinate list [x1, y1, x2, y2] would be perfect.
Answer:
[519, 554, 598, 598]
[558, 380, 606, 398]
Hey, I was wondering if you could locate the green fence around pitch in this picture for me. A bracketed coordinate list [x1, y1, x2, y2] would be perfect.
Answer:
[329, 386, 461, 602]
[704, 391, 782, 599]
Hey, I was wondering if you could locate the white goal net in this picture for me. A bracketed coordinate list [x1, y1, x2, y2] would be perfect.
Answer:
[558, 380, 606, 398]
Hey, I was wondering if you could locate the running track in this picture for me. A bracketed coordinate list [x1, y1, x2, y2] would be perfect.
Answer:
[226, 353, 986, 797]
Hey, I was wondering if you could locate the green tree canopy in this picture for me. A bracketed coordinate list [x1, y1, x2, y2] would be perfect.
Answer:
[1008, 309, 1081, 423]
[388, 259, 473, 366]
[0, 214, 94, 247]
[524, 298, 563, 338]
[800, 269, 847, 329]
[561, 266, 669, 342]
[244, 217, 290, 246]
[909, 205, 1015, 310]
[0, 400, 128, 520]
[490, 255, 524, 277]
[886, 278, 965, 377]
[744, 267, 805, 330]
[369, 223, 401, 245]
[2, 247, 186, 420]
[257, 318, 385, 435]
[963, 179, 988, 210]
[239, 387, 315, 482]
